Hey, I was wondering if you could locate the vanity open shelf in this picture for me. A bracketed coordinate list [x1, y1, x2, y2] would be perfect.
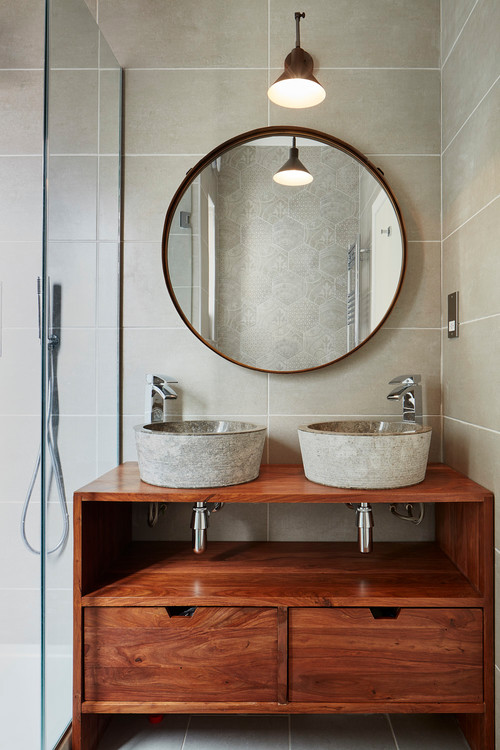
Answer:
[73, 463, 494, 750]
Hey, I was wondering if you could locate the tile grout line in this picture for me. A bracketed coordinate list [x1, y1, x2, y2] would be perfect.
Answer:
[386, 715, 401, 750]
[442, 193, 500, 243]
[460, 312, 500, 326]
[441, 0, 479, 69]
[124, 66, 441, 71]
[180, 715, 191, 750]
[442, 73, 500, 155]
[444, 415, 500, 437]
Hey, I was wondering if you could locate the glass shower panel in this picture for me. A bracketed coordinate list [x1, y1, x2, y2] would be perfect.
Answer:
[43, 0, 121, 747]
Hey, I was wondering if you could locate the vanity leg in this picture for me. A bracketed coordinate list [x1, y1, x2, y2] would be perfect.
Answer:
[73, 714, 110, 750]
[436, 497, 495, 750]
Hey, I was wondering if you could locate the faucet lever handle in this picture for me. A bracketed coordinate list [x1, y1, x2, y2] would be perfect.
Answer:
[388, 374, 421, 386]
[146, 373, 178, 385]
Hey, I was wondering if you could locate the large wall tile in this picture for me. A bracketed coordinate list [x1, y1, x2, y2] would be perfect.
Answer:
[0, 504, 40, 588]
[444, 417, 500, 548]
[268, 328, 441, 416]
[49, 0, 99, 68]
[269, 501, 435, 542]
[123, 155, 196, 242]
[56, 417, 99, 490]
[97, 243, 120, 327]
[98, 0, 268, 68]
[0, 72, 43, 155]
[99, 70, 121, 155]
[0, 0, 45, 68]
[385, 242, 441, 329]
[132, 501, 268, 542]
[0, 329, 40, 415]
[0, 157, 42, 242]
[441, 0, 477, 62]
[98, 155, 120, 241]
[122, 327, 268, 417]
[443, 317, 500, 432]
[97, 415, 120, 475]
[47, 156, 98, 241]
[369, 156, 441, 242]
[0, 243, 41, 328]
[122, 243, 184, 328]
[270, 0, 439, 69]
[270, 70, 441, 156]
[46, 242, 97, 327]
[0, 416, 41, 502]
[53, 328, 96, 416]
[442, 79, 500, 238]
[44, 588, 72, 646]
[0, 590, 41, 643]
[124, 70, 268, 155]
[443, 197, 500, 323]
[48, 71, 99, 154]
[82, 0, 97, 21]
[442, 0, 500, 149]
[96, 329, 119, 416]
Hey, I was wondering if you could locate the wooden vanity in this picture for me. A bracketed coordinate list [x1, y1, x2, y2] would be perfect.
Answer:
[73, 463, 494, 750]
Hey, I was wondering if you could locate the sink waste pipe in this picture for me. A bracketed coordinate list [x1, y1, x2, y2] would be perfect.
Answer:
[346, 502, 374, 553]
[191, 501, 224, 554]
[356, 502, 374, 553]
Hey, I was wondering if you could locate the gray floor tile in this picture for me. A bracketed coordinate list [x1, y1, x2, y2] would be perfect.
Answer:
[291, 714, 396, 749]
[184, 715, 290, 750]
[390, 714, 470, 749]
[96, 714, 188, 750]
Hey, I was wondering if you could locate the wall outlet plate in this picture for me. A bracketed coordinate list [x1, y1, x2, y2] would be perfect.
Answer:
[447, 291, 459, 338]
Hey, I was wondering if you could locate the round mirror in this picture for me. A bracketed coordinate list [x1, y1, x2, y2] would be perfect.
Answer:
[162, 126, 406, 374]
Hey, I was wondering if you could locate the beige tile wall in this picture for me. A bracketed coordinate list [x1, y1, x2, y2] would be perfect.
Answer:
[440, 0, 500, 742]
[97, 0, 442, 542]
[0, 0, 44, 643]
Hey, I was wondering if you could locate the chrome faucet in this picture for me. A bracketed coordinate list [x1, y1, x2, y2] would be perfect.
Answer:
[145, 373, 178, 423]
[387, 374, 422, 424]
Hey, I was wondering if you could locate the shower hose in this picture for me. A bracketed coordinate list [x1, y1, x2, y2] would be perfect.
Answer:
[20, 334, 69, 555]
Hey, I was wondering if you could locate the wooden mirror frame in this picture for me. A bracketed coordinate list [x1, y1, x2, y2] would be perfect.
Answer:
[162, 126, 407, 374]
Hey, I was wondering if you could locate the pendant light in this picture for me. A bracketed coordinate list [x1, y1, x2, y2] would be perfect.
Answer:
[268, 12, 326, 109]
[273, 137, 313, 186]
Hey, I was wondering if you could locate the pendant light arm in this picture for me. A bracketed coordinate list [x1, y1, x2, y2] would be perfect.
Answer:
[295, 12, 305, 48]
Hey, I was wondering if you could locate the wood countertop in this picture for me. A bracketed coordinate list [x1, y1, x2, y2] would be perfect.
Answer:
[75, 462, 492, 504]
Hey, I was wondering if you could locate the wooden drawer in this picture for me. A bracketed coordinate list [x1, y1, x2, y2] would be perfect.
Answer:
[84, 606, 278, 702]
[289, 607, 483, 703]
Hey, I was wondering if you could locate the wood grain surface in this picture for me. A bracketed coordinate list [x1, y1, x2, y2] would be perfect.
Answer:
[81, 541, 481, 607]
[84, 606, 278, 702]
[75, 462, 492, 504]
[288, 607, 483, 704]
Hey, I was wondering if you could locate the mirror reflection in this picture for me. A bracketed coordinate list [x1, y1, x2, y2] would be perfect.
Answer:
[165, 131, 405, 373]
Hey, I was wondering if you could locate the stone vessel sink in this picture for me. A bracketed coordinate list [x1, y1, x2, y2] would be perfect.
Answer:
[135, 420, 266, 488]
[298, 420, 432, 489]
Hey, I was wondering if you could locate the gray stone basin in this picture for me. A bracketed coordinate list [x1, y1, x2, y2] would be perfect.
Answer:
[298, 420, 432, 489]
[134, 420, 266, 488]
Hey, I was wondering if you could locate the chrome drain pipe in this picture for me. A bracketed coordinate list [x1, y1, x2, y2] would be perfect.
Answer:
[190, 501, 224, 554]
[356, 502, 374, 553]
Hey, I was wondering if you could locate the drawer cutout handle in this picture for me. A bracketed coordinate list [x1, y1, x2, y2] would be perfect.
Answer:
[369, 607, 401, 620]
[165, 606, 197, 618]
